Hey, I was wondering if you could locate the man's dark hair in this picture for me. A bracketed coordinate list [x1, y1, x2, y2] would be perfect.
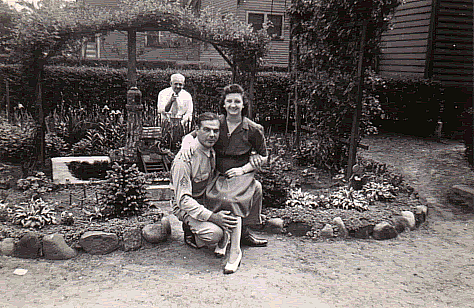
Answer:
[196, 112, 219, 128]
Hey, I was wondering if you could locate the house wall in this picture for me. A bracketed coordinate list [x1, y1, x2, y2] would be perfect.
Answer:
[379, 0, 433, 78]
[200, 0, 290, 68]
[238, 0, 290, 67]
[432, 0, 473, 89]
[199, 0, 239, 67]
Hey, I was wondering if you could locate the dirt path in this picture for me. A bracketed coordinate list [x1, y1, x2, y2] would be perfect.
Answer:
[1, 134, 474, 308]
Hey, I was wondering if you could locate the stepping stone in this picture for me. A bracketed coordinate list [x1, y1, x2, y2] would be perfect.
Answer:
[79, 231, 119, 255]
[14, 232, 41, 259]
[42, 233, 77, 260]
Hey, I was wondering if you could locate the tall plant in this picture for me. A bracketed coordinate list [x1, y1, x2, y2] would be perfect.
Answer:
[287, 0, 399, 170]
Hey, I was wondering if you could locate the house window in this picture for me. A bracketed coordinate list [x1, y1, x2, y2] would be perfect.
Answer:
[247, 12, 283, 40]
[146, 31, 163, 47]
[248, 13, 265, 31]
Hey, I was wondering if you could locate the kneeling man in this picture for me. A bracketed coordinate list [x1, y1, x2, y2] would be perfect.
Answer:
[171, 112, 237, 251]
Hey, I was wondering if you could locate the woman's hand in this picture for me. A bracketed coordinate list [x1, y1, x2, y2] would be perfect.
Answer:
[176, 135, 198, 161]
[224, 167, 245, 178]
[249, 153, 267, 171]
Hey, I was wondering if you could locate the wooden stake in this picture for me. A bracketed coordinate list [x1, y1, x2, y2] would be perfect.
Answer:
[346, 20, 368, 180]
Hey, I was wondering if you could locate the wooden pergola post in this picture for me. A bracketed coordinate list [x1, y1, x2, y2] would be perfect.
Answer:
[124, 28, 144, 162]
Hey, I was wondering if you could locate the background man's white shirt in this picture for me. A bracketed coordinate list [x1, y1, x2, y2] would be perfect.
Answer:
[157, 87, 193, 126]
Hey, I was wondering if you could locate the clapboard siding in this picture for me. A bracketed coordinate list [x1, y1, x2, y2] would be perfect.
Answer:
[431, 0, 473, 87]
[200, 0, 290, 67]
[238, 0, 289, 66]
[382, 25, 430, 37]
[381, 40, 427, 48]
[201, 0, 236, 12]
[379, 0, 432, 78]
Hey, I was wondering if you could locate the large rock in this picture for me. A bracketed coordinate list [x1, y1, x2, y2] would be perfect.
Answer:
[351, 224, 374, 239]
[42, 233, 77, 260]
[142, 217, 171, 244]
[373, 222, 398, 240]
[391, 216, 410, 233]
[0, 238, 15, 256]
[79, 231, 119, 255]
[14, 232, 41, 259]
[401, 211, 416, 230]
[264, 218, 284, 234]
[122, 228, 142, 251]
[320, 224, 334, 238]
[415, 205, 428, 227]
[332, 217, 348, 238]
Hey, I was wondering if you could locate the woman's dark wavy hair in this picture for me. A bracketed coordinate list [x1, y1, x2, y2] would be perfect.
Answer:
[220, 84, 248, 117]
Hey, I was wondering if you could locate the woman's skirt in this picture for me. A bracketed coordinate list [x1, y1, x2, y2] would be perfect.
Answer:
[205, 172, 262, 225]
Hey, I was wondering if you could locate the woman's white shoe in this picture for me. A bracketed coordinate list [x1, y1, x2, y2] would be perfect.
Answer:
[223, 250, 242, 274]
[214, 231, 230, 258]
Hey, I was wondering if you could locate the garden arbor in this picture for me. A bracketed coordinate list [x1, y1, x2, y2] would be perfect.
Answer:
[7, 0, 270, 164]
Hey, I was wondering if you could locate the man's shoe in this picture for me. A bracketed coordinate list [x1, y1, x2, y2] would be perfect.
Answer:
[241, 227, 268, 247]
[182, 222, 201, 249]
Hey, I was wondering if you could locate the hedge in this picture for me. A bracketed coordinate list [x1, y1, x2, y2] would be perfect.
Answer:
[0, 64, 466, 138]
[0, 65, 292, 132]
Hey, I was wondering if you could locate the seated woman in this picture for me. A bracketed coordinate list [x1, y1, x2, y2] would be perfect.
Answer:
[179, 84, 269, 273]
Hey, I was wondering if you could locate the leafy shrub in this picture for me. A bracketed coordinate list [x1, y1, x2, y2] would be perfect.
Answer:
[67, 161, 111, 180]
[99, 163, 149, 218]
[0, 115, 37, 163]
[12, 196, 58, 228]
[82, 205, 105, 222]
[0, 199, 13, 221]
[45, 132, 70, 157]
[47, 104, 126, 157]
[256, 153, 297, 209]
[17, 171, 55, 195]
[293, 132, 348, 172]
[370, 74, 445, 137]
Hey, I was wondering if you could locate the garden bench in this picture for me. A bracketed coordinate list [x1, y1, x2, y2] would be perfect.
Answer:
[138, 126, 171, 173]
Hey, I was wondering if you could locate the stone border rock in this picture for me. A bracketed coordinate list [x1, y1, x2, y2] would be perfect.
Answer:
[263, 204, 429, 240]
[0, 216, 172, 260]
[0, 199, 430, 261]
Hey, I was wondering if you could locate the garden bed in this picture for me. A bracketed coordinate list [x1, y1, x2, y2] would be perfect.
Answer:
[0, 139, 428, 253]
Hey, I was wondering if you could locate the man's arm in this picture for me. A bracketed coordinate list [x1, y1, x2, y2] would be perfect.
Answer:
[181, 92, 193, 125]
[171, 159, 213, 221]
[157, 89, 174, 114]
